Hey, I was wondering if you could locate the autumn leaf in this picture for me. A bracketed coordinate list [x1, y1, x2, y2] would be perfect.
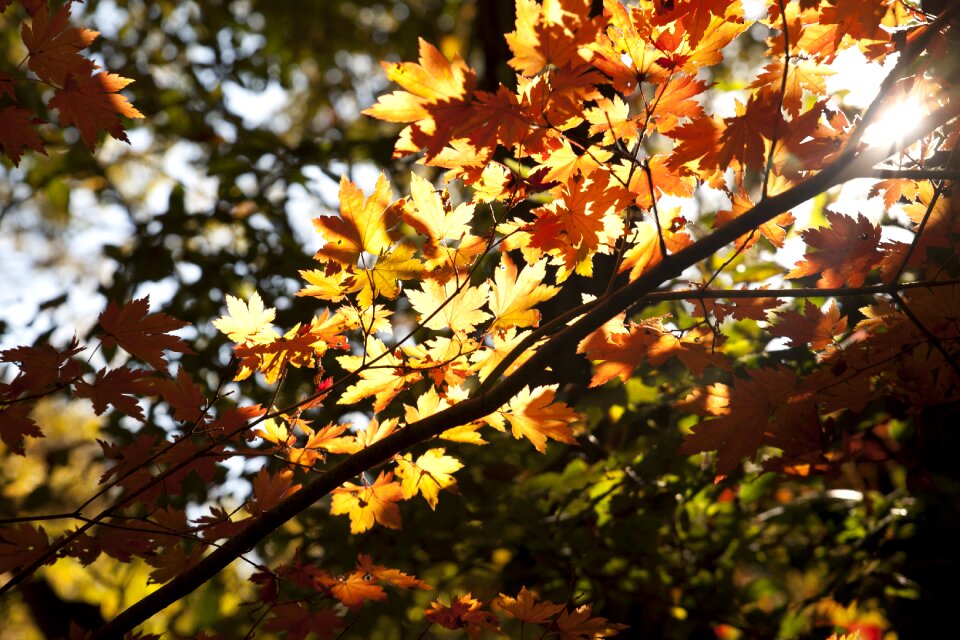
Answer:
[21, 3, 97, 84]
[319, 570, 387, 609]
[356, 554, 431, 590]
[552, 603, 628, 639]
[98, 298, 193, 370]
[354, 243, 424, 308]
[49, 72, 143, 149]
[404, 172, 474, 244]
[769, 300, 848, 351]
[487, 256, 559, 333]
[313, 173, 401, 265]
[787, 211, 884, 288]
[499, 385, 580, 453]
[146, 545, 204, 584]
[0, 524, 51, 574]
[498, 586, 565, 625]
[0, 106, 46, 165]
[74, 366, 152, 420]
[338, 338, 423, 412]
[425, 593, 500, 639]
[406, 278, 491, 335]
[213, 291, 277, 345]
[0, 402, 42, 455]
[330, 471, 404, 533]
[263, 603, 345, 640]
[395, 448, 463, 509]
[248, 468, 301, 516]
[679, 367, 819, 474]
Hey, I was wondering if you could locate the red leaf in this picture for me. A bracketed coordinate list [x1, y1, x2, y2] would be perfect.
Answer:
[150, 368, 206, 423]
[98, 298, 193, 370]
[75, 366, 152, 420]
[0, 106, 46, 165]
[0, 524, 50, 574]
[0, 402, 42, 455]
[48, 71, 144, 150]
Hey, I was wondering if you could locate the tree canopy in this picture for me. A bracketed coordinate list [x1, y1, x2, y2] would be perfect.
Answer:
[1, 0, 959, 638]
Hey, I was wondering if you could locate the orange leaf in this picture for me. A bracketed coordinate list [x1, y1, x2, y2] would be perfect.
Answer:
[48, 71, 143, 150]
[499, 385, 580, 453]
[769, 300, 847, 351]
[786, 211, 883, 288]
[498, 586, 565, 625]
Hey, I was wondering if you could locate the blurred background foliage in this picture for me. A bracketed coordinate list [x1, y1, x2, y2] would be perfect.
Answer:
[0, 1, 954, 638]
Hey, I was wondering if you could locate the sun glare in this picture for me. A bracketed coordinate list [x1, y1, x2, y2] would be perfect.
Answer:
[861, 98, 927, 150]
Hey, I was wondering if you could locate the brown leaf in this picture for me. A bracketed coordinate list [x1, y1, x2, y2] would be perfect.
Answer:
[98, 298, 193, 370]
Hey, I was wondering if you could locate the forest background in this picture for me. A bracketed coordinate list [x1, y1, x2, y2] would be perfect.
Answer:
[1, 0, 959, 638]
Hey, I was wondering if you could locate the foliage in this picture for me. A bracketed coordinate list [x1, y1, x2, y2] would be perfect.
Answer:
[2, 0, 960, 638]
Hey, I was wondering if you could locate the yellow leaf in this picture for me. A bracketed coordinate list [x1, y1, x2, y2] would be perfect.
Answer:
[212, 291, 276, 345]
[488, 257, 558, 333]
[330, 471, 403, 533]
[313, 173, 400, 266]
[500, 385, 579, 453]
[407, 279, 491, 335]
[355, 244, 423, 308]
[405, 172, 474, 243]
[395, 448, 463, 509]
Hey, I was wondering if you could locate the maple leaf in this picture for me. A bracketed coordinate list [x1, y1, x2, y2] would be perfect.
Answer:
[769, 300, 847, 351]
[487, 255, 560, 333]
[263, 603, 345, 640]
[552, 603, 628, 639]
[679, 367, 819, 474]
[213, 291, 276, 345]
[356, 554, 431, 590]
[0, 524, 51, 574]
[395, 448, 463, 509]
[505, 0, 598, 76]
[49, 72, 143, 150]
[150, 368, 206, 423]
[354, 243, 424, 308]
[787, 211, 884, 288]
[330, 471, 404, 533]
[425, 593, 500, 639]
[21, 3, 98, 85]
[319, 570, 387, 609]
[498, 586, 565, 625]
[715, 191, 794, 250]
[338, 338, 423, 412]
[362, 38, 478, 159]
[75, 366, 152, 420]
[0, 106, 46, 165]
[499, 385, 580, 453]
[146, 545, 204, 584]
[248, 468, 301, 516]
[0, 402, 42, 455]
[1, 340, 84, 397]
[313, 173, 401, 265]
[98, 298, 193, 370]
[404, 172, 474, 244]
[406, 279, 491, 335]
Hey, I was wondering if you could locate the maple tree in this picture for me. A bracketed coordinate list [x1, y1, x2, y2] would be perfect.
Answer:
[2, 0, 960, 637]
